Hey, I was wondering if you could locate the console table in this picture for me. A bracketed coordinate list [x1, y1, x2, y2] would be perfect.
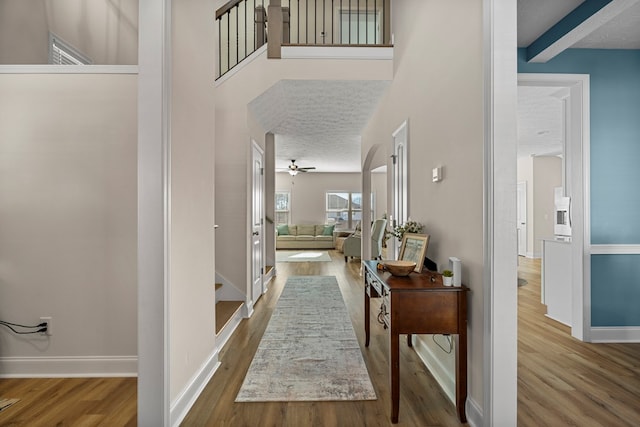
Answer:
[363, 260, 468, 424]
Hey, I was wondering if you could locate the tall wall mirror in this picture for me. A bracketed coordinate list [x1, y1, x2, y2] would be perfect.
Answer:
[0, 0, 138, 65]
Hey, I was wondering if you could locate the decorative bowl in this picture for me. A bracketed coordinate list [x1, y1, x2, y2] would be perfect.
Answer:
[383, 260, 416, 277]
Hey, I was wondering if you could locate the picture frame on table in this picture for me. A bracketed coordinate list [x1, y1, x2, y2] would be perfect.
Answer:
[399, 233, 430, 273]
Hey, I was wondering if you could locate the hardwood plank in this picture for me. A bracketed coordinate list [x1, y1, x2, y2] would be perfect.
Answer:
[517, 256, 640, 426]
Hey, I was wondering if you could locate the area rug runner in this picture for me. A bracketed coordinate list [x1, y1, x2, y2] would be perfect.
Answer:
[275, 251, 331, 262]
[236, 275, 376, 402]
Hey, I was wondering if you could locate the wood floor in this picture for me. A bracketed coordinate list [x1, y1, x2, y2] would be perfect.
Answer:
[517, 257, 640, 426]
[1, 253, 639, 426]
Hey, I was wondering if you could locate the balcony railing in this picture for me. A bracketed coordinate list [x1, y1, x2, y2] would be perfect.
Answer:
[216, 0, 391, 78]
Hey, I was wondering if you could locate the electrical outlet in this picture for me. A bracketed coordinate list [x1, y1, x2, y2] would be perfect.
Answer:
[40, 316, 52, 336]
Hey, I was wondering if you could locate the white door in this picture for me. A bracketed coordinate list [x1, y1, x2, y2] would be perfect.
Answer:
[517, 181, 527, 257]
[251, 143, 265, 304]
[391, 121, 409, 259]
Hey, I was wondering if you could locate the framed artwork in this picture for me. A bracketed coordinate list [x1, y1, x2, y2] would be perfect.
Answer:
[399, 233, 430, 272]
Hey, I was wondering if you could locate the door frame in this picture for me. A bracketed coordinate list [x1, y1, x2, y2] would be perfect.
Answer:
[518, 73, 590, 341]
[390, 119, 409, 259]
[516, 181, 527, 257]
[250, 141, 266, 308]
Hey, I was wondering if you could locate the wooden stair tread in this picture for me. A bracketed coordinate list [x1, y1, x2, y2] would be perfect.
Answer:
[215, 300, 243, 335]
[215, 283, 223, 291]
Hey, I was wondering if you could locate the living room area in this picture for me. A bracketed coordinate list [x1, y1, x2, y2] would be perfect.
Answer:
[274, 166, 388, 259]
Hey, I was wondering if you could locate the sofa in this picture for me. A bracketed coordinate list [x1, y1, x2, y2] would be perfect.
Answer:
[276, 224, 335, 249]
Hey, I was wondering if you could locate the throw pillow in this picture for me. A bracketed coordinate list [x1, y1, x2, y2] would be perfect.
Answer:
[323, 224, 335, 236]
[277, 224, 289, 235]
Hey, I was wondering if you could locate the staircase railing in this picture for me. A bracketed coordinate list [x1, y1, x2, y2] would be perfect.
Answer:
[216, 0, 391, 79]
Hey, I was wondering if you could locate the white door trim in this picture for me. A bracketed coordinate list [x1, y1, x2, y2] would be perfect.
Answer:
[138, 0, 171, 425]
[518, 73, 591, 341]
[391, 119, 409, 259]
[251, 141, 265, 304]
[483, 0, 518, 425]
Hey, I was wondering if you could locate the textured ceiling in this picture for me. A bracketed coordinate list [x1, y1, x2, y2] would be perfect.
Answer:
[517, 86, 565, 158]
[248, 80, 390, 173]
[517, 0, 585, 47]
[573, 1, 640, 48]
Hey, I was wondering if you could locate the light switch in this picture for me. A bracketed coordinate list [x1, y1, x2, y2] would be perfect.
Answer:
[432, 166, 442, 182]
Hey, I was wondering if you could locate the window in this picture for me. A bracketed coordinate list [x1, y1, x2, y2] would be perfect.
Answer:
[275, 191, 290, 225]
[326, 192, 372, 230]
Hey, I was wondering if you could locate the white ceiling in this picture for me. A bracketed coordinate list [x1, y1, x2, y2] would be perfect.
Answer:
[250, 1, 640, 171]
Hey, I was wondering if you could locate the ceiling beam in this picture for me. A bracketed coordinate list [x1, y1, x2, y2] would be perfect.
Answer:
[526, 0, 639, 63]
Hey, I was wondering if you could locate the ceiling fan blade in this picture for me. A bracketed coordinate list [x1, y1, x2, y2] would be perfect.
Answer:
[298, 166, 316, 171]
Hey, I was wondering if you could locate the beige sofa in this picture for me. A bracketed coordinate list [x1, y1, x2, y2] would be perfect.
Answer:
[276, 224, 335, 249]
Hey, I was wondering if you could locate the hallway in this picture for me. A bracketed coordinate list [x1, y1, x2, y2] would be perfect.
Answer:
[183, 252, 468, 426]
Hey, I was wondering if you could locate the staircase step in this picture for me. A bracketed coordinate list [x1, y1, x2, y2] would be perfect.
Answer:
[215, 300, 243, 335]
[215, 283, 223, 291]
[265, 265, 274, 275]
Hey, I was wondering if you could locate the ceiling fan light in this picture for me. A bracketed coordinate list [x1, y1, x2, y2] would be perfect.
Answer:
[289, 169, 298, 176]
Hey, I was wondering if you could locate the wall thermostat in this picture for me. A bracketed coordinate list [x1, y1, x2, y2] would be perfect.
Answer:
[432, 166, 442, 182]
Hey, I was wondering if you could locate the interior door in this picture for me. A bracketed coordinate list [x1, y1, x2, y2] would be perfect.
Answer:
[391, 121, 409, 259]
[517, 181, 527, 257]
[252, 143, 265, 304]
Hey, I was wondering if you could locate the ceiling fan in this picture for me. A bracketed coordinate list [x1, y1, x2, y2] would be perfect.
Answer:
[286, 159, 316, 176]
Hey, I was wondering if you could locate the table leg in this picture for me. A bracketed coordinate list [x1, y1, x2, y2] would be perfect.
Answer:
[365, 290, 371, 347]
[390, 330, 400, 423]
[455, 332, 468, 422]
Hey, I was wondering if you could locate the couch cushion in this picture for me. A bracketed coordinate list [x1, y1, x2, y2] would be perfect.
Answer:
[296, 235, 315, 241]
[276, 224, 290, 235]
[288, 225, 297, 236]
[315, 235, 333, 242]
[297, 225, 316, 236]
[278, 235, 296, 241]
[322, 224, 335, 236]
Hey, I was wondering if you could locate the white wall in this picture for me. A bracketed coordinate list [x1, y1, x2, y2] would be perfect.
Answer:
[361, 0, 484, 410]
[534, 156, 562, 250]
[518, 156, 562, 257]
[169, 0, 217, 407]
[371, 169, 387, 220]
[275, 172, 362, 225]
[0, 0, 138, 65]
[0, 73, 137, 375]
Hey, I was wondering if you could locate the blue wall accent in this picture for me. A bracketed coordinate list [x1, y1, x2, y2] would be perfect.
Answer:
[591, 255, 640, 326]
[518, 48, 640, 244]
[519, 48, 640, 327]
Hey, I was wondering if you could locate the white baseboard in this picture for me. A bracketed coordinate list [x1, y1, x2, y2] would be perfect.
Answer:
[590, 326, 640, 343]
[465, 397, 483, 427]
[412, 335, 455, 404]
[0, 356, 137, 378]
[170, 350, 221, 427]
[524, 251, 541, 259]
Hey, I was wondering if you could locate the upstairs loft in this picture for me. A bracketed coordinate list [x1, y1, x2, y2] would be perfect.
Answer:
[216, 0, 392, 78]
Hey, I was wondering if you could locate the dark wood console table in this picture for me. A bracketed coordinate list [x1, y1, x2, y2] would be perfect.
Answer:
[363, 260, 468, 424]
